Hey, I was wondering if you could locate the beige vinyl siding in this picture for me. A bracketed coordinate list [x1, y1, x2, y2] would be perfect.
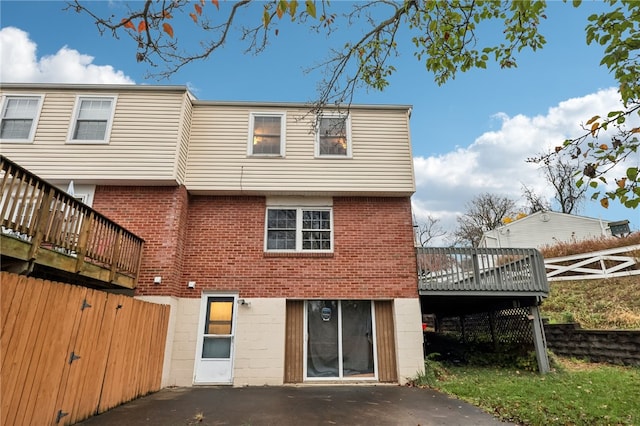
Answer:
[186, 105, 415, 195]
[174, 92, 193, 184]
[0, 87, 187, 185]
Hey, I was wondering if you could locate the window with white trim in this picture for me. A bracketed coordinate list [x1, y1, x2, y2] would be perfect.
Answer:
[0, 95, 43, 142]
[248, 112, 285, 156]
[316, 114, 351, 157]
[68, 96, 116, 143]
[265, 207, 332, 251]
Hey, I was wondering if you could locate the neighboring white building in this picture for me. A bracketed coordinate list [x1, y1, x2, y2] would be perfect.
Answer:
[479, 211, 627, 249]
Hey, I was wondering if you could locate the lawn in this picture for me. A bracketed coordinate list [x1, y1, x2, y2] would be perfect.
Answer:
[422, 358, 640, 425]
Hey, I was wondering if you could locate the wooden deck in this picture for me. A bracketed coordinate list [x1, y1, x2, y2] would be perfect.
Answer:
[1, 155, 144, 290]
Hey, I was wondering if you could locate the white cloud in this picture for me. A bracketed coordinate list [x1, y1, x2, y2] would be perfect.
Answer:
[0, 27, 133, 84]
[412, 88, 636, 242]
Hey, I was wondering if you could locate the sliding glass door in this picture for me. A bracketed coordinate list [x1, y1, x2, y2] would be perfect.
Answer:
[306, 300, 376, 379]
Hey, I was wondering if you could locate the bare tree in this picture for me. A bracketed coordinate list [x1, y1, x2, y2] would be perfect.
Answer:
[521, 184, 551, 214]
[540, 155, 587, 214]
[415, 215, 446, 247]
[453, 193, 517, 247]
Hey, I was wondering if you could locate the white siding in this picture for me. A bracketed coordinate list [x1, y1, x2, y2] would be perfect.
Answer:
[481, 212, 611, 249]
[0, 86, 188, 185]
[186, 104, 415, 195]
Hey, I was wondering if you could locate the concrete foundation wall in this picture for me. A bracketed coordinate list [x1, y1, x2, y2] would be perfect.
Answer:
[233, 298, 287, 386]
[139, 296, 423, 387]
[394, 298, 426, 384]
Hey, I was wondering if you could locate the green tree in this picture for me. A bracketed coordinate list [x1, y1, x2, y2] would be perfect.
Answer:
[68, 0, 640, 207]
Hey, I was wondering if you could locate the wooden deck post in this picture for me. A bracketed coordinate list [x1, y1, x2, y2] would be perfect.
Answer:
[530, 304, 550, 373]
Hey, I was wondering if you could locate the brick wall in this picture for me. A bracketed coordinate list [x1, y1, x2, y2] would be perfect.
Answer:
[93, 188, 418, 299]
[93, 185, 189, 296]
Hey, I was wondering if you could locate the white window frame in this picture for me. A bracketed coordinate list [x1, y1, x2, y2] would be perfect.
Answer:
[315, 113, 352, 158]
[264, 206, 333, 252]
[0, 94, 44, 143]
[67, 95, 117, 144]
[247, 112, 286, 157]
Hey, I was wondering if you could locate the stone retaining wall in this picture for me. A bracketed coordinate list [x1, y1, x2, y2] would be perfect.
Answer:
[544, 323, 640, 366]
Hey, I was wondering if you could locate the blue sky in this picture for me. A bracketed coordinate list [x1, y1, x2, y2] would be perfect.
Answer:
[1, 0, 638, 242]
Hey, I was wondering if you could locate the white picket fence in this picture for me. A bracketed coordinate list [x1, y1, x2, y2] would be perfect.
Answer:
[544, 244, 640, 281]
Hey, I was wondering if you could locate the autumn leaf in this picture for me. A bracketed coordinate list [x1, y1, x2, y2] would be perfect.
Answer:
[263, 9, 271, 27]
[590, 121, 599, 137]
[631, 127, 640, 134]
[305, 0, 316, 18]
[189, 12, 198, 23]
[121, 18, 135, 30]
[600, 198, 609, 208]
[194, 3, 203, 16]
[162, 10, 172, 18]
[585, 115, 600, 125]
[276, 4, 284, 19]
[554, 146, 562, 153]
[211, 0, 219, 9]
[617, 177, 627, 188]
[599, 144, 608, 150]
[163, 23, 174, 38]
[138, 20, 147, 32]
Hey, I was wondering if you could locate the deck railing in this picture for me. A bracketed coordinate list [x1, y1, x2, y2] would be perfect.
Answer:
[1, 155, 144, 287]
[416, 246, 549, 295]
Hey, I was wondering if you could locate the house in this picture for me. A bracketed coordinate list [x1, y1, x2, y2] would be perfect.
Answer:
[479, 211, 624, 249]
[0, 83, 424, 387]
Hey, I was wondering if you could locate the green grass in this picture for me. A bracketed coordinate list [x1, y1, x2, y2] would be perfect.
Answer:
[424, 359, 640, 425]
[541, 276, 640, 329]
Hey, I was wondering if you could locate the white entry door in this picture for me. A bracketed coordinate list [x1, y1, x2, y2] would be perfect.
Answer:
[194, 295, 237, 384]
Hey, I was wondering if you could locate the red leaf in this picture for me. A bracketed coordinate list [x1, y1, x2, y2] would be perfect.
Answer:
[212, 0, 219, 9]
[138, 20, 147, 32]
[194, 3, 202, 15]
[121, 18, 135, 30]
[189, 12, 198, 23]
[163, 22, 174, 38]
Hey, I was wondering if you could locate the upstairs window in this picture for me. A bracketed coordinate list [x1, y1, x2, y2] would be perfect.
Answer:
[68, 96, 116, 143]
[316, 114, 351, 157]
[248, 113, 285, 156]
[0, 95, 43, 142]
[265, 207, 332, 252]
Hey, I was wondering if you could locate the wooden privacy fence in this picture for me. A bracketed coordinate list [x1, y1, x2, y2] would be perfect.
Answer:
[1, 272, 170, 426]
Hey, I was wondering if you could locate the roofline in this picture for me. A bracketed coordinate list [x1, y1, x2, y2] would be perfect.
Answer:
[0, 82, 412, 110]
[193, 99, 412, 110]
[0, 82, 190, 93]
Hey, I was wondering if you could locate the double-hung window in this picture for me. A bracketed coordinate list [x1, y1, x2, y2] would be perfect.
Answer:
[316, 113, 351, 157]
[68, 96, 116, 143]
[266, 207, 332, 252]
[248, 112, 285, 156]
[0, 95, 43, 142]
